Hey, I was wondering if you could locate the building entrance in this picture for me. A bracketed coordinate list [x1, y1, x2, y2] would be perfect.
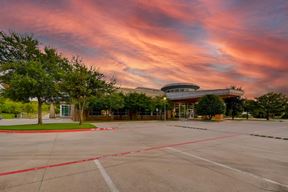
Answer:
[174, 103, 195, 119]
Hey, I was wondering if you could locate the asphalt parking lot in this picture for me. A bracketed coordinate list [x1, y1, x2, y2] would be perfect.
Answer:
[0, 120, 288, 192]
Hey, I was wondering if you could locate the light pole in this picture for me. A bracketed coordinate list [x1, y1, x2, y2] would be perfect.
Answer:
[163, 97, 167, 121]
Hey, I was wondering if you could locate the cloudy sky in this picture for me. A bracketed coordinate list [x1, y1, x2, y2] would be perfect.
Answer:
[0, 0, 287, 97]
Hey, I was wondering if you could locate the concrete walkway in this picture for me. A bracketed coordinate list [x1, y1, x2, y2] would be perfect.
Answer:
[0, 118, 74, 126]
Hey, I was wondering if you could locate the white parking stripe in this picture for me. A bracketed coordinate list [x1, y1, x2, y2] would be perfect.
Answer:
[94, 160, 120, 192]
[167, 147, 288, 189]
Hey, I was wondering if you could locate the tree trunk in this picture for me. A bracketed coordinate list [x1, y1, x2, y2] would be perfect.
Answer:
[37, 99, 43, 125]
[79, 99, 87, 125]
[79, 104, 83, 125]
[119, 110, 122, 120]
[111, 110, 114, 120]
[232, 109, 235, 120]
[246, 111, 249, 119]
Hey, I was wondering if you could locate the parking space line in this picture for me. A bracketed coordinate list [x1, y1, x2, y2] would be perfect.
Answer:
[94, 160, 119, 192]
[167, 147, 288, 189]
[0, 134, 240, 177]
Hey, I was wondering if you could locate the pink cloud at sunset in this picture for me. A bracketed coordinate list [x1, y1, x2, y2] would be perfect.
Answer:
[0, 0, 287, 97]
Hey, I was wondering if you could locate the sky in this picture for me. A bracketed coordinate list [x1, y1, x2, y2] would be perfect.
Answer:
[0, 0, 287, 97]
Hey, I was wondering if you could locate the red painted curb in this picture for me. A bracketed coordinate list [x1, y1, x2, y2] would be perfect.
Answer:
[0, 127, 114, 134]
[0, 133, 240, 177]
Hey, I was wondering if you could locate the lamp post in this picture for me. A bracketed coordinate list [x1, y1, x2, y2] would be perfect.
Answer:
[163, 97, 167, 121]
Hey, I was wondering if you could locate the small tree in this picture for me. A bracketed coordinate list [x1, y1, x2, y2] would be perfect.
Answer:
[224, 96, 244, 120]
[0, 32, 68, 124]
[62, 58, 114, 125]
[196, 95, 225, 120]
[107, 93, 124, 118]
[151, 96, 172, 119]
[256, 92, 287, 120]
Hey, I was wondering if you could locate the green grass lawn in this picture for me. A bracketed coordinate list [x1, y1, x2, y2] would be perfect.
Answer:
[0, 123, 96, 131]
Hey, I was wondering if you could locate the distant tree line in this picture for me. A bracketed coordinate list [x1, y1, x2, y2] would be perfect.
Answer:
[195, 89, 288, 120]
[88, 92, 170, 120]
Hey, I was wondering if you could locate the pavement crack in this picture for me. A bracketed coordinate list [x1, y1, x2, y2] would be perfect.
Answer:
[37, 134, 59, 192]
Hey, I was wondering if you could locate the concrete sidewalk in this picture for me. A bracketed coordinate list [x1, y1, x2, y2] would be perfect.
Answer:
[0, 118, 74, 126]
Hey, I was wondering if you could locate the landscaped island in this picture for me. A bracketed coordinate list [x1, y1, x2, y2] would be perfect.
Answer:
[0, 123, 95, 131]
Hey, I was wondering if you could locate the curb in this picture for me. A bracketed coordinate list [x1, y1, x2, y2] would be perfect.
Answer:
[0, 127, 114, 134]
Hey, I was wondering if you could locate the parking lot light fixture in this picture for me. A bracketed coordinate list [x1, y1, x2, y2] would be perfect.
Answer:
[163, 97, 167, 121]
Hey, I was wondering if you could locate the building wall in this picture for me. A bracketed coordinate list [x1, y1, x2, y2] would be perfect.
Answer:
[64, 85, 242, 121]
[117, 87, 164, 97]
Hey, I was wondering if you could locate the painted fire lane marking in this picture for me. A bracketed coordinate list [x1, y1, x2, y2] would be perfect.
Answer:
[0, 134, 240, 177]
[167, 147, 288, 189]
[94, 160, 119, 192]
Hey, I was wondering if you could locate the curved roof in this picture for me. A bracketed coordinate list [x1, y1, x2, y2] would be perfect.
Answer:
[165, 88, 244, 101]
[161, 83, 200, 92]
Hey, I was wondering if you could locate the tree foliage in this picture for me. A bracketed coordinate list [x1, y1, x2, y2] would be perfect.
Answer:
[124, 93, 152, 119]
[224, 96, 244, 119]
[0, 98, 23, 115]
[242, 99, 257, 119]
[61, 58, 115, 124]
[0, 97, 48, 119]
[283, 103, 288, 119]
[255, 92, 287, 120]
[196, 95, 225, 120]
[88, 93, 170, 119]
[89, 92, 124, 113]
[0, 31, 68, 124]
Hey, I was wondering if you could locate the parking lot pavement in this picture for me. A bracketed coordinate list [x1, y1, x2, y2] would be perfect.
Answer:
[0, 120, 288, 192]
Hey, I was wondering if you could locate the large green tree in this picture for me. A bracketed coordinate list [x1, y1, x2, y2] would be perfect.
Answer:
[256, 92, 287, 120]
[196, 95, 225, 120]
[89, 92, 124, 118]
[62, 58, 114, 125]
[0, 32, 68, 124]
